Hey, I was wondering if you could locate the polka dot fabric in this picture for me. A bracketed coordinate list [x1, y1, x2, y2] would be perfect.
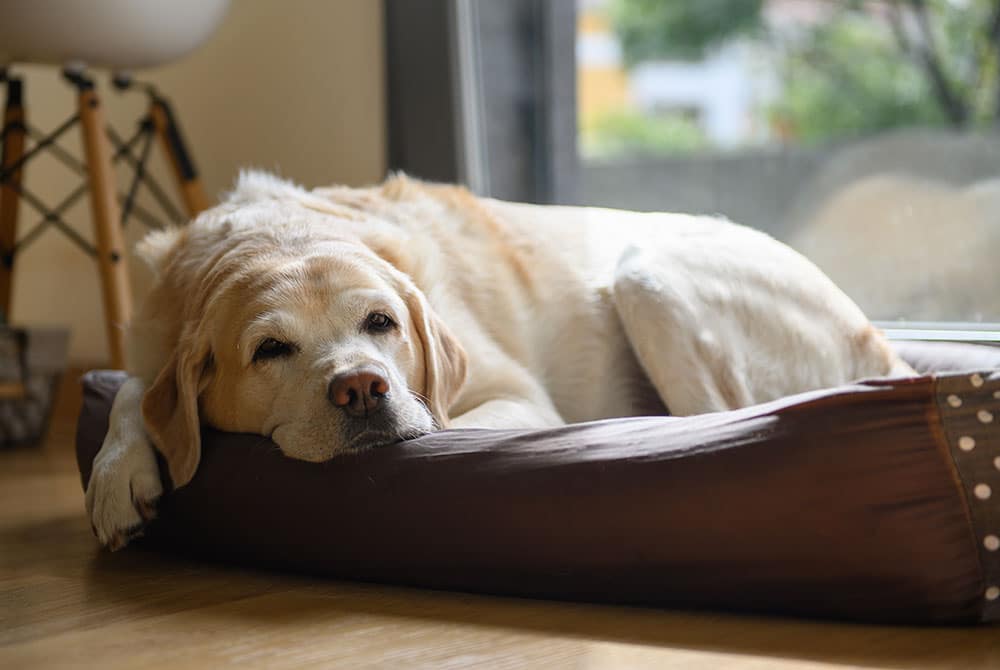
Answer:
[936, 370, 1000, 622]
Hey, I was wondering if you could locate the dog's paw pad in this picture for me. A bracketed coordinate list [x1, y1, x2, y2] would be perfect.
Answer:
[86, 442, 163, 552]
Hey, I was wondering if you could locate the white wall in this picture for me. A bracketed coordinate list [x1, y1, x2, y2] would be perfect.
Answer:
[8, 0, 386, 365]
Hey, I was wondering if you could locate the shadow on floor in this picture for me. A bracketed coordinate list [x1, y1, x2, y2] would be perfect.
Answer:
[53, 523, 995, 670]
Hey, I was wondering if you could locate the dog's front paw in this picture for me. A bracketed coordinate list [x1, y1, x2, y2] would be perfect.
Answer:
[85, 433, 163, 551]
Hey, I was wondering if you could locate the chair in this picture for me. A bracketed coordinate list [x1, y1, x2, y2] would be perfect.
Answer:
[0, 0, 231, 368]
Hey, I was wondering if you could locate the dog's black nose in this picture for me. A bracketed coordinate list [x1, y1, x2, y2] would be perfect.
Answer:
[328, 368, 389, 417]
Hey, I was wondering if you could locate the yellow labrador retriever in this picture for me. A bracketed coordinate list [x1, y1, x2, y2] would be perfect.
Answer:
[86, 171, 914, 549]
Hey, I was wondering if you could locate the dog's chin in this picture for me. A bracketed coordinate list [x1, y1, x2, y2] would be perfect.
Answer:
[272, 423, 430, 463]
[344, 426, 427, 452]
[341, 400, 437, 452]
[271, 403, 435, 461]
[341, 411, 434, 452]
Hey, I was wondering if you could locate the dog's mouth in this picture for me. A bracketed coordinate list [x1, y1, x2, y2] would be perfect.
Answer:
[340, 400, 435, 452]
[343, 422, 430, 451]
[344, 430, 400, 451]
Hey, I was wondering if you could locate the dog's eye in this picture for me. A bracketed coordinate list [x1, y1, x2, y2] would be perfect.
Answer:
[253, 338, 295, 362]
[365, 312, 395, 333]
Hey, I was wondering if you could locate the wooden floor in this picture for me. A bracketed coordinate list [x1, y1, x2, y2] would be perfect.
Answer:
[2, 374, 999, 669]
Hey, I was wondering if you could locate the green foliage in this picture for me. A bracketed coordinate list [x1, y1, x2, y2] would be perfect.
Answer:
[770, 14, 948, 143]
[929, 0, 1000, 125]
[607, 0, 1000, 146]
[582, 110, 708, 159]
[609, 0, 764, 64]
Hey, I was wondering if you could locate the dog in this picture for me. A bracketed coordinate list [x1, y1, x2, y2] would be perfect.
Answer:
[86, 171, 915, 549]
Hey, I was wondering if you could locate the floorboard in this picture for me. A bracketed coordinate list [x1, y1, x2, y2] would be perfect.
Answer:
[2, 371, 998, 668]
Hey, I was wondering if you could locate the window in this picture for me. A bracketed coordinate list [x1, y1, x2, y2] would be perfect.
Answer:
[576, 0, 1000, 334]
[385, 0, 1000, 339]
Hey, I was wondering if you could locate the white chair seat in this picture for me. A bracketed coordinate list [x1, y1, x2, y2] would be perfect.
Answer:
[0, 0, 230, 70]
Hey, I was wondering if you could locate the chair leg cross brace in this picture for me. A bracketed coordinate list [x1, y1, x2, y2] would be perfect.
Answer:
[0, 70, 209, 367]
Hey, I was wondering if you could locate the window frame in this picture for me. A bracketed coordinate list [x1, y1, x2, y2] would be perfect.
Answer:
[384, 0, 999, 343]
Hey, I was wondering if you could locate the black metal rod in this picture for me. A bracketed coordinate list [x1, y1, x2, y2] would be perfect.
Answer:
[137, 169, 184, 224]
[14, 182, 90, 254]
[120, 128, 155, 228]
[107, 123, 183, 223]
[0, 120, 25, 143]
[15, 220, 56, 255]
[41, 216, 96, 257]
[0, 113, 79, 183]
[12, 123, 150, 256]
[7, 182, 97, 257]
[106, 124, 147, 158]
[153, 96, 200, 180]
[26, 124, 87, 175]
[0, 76, 24, 145]
[3, 105, 178, 256]
[117, 193, 166, 230]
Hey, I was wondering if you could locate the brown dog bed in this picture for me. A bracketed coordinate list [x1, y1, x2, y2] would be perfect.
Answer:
[76, 340, 1000, 625]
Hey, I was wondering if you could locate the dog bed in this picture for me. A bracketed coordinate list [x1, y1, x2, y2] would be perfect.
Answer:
[76, 340, 1000, 625]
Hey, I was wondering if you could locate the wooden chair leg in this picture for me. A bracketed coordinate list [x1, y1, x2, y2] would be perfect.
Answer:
[78, 83, 131, 369]
[149, 97, 210, 217]
[0, 78, 26, 325]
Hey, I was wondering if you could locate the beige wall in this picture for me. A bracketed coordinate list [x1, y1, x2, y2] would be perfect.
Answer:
[9, 0, 386, 365]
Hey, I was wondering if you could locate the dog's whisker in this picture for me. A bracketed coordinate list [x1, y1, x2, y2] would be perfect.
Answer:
[408, 389, 432, 410]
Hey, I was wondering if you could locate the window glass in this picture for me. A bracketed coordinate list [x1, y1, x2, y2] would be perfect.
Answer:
[576, 0, 1000, 325]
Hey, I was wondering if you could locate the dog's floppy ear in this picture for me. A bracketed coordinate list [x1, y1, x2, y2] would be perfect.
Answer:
[141, 325, 213, 489]
[135, 226, 184, 275]
[403, 286, 468, 427]
[367, 243, 467, 426]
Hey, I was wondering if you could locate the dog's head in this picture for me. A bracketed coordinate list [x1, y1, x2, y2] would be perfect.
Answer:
[137, 172, 467, 488]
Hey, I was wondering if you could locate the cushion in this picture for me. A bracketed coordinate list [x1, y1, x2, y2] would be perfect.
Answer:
[76, 341, 1000, 625]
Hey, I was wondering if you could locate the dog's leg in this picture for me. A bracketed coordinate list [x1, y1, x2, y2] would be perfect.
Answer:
[451, 397, 564, 430]
[611, 239, 906, 415]
[85, 376, 162, 550]
[449, 356, 565, 429]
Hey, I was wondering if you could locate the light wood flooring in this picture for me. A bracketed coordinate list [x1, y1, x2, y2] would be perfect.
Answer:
[2, 372, 998, 669]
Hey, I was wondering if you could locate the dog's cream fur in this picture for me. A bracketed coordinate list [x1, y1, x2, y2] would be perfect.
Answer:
[86, 171, 913, 549]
